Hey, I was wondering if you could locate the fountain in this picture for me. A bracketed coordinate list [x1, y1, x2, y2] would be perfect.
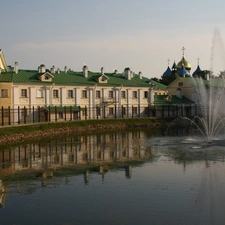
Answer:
[171, 29, 225, 143]
[189, 29, 225, 142]
[188, 76, 225, 142]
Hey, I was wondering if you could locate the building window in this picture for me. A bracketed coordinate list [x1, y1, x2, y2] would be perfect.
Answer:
[133, 91, 137, 98]
[82, 90, 87, 98]
[37, 89, 43, 98]
[58, 112, 63, 118]
[121, 91, 126, 98]
[1, 89, 8, 98]
[109, 91, 113, 98]
[68, 90, 73, 98]
[53, 90, 59, 98]
[132, 107, 138, 114]
[21, 89, 27, 98]
[44, 75, 49, 80]
[96, 90, 101, 98]
[109, 107, 114, 115]
[144, 91, 148, 98]
[179, 82, 183, 87]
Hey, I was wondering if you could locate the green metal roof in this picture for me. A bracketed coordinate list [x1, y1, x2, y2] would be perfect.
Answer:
[0, 70, 167, 89]
[154, 95, 194, 105]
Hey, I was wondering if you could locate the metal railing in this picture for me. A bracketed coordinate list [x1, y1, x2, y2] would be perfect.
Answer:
[0, 104, 198, 126]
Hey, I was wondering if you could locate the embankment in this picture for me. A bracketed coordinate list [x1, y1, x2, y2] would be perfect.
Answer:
[0, 118, 173, 147]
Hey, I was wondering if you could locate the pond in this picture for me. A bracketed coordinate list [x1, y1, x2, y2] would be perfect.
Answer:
[0, 128, 225, 225]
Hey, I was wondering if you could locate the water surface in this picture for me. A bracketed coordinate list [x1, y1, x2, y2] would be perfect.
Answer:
[0, 128, 225, 225]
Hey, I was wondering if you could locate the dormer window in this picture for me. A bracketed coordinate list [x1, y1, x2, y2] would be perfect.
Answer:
[45, 75, 49, 80]
[38, 72, 54, 82]
[96, 74, 109, 83]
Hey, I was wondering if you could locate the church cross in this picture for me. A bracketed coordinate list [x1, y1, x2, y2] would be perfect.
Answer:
[181, 47, 185, 56]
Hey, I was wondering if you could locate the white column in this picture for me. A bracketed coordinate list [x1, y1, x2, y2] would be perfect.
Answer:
[138, 89, 142, 116]
[138, 89, 142, 105]
[29, 87, 35, 122]
[13, 86, 19, 124]
[89, 88, 94, 119]
[102, 88, 107, 118]
[45, 87, 50, 106]
[115, 88, 120, 118]
[29, 87, 35, 106]
[13, 86, 19, 106]
[149, 88, 154, 105]
[75, 88, 81, 105]
[60, 87, 66, 106]
[127, 89, 132, 117]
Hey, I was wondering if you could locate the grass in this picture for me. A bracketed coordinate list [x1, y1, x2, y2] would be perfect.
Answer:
[0, 117, 172, 137]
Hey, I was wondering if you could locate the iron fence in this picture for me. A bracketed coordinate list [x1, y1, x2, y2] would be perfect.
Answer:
[0, 104, 198, 126]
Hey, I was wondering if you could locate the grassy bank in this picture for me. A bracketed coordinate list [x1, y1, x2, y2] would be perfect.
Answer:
[0, 117, 173, 146]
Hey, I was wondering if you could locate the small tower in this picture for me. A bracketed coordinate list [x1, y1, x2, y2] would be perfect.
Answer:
[124, 67, 131, 80]
[138, 71, 142, 79]
[83, 65, 88, 78]
[14, 62, 18, 74]
[101, 67, 104, 75]
[64, 66, 68, 73]
[50, 66, 56, 74]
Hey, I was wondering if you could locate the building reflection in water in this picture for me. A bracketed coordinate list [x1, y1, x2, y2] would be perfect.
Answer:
[0, 130, 154, 178]
[0, 130, 155, 206]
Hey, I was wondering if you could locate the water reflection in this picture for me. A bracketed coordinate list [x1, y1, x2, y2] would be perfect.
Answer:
[1, 128, 225, 225]
[0, 131, 155, 175]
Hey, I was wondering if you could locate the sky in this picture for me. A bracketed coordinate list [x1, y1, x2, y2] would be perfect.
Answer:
[2, 0, 225, 78]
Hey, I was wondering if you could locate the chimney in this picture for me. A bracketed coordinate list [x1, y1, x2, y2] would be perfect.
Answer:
[83, 65, 88, 78]
[114, 69, 118, 74]
[14, 62, 18, 74]
[39, 64, 46, 73]
[138, 71, 142, 79]
[57, 68, 60, 74]
[64, 66, 68, 73]
[50, 66, 55, 74]
[101, 67, 104, 75]
[124, 68, 131, 80]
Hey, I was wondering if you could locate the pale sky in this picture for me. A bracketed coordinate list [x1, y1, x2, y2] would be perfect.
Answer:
[2, 0, 225, 78]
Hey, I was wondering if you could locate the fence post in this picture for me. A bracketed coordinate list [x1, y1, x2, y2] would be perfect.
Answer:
[55, 106, 57, 121]
[64, 106, 66, 121]
[96, 106, 98, 120]
[70, 106, 72, 120]
[85, 106, 87, 120]
[1, 106, 4, 126]
[8, 106, 11, 125]
[38, 106, 40, 122]
[132, 105, 133, 118]
[79, 106, 81, 120]
[32, 106, 35, 123]
[24, 106, 26, 124]
[48, 106, 51, 122]
[18, 106, 20, 124]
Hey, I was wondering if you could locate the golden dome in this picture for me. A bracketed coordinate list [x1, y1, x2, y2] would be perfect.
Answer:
[177, 56, 191, 70]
